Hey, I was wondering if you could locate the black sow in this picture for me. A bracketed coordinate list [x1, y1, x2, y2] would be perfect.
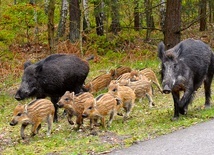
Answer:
[157, 38, 214, 120]
[15, 54, 90, 122]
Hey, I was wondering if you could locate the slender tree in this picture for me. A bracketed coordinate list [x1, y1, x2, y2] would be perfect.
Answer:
[47, 0, 55, 53]
[145, 0, 154, 41]
[29, 0, 39, 43]
[83, 0, 90, 31]
[110, 0, 121, 35]
[159, 0, 166, 30]
[164, 0, 181, 49]
[134, 0, 141, 31]
[80, 0, 84, 55]
[199, 0, 207, 31]
[69, 0, 80, 42]
[44, 0, 49, 14]
[57, 0, 68, 39]
[209, 0, 214, 22]
[208, 0, 213, 22]
[94, 0, 104, 36]
[0, 0, 2, 17]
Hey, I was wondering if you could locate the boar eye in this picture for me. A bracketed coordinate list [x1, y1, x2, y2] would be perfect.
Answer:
[173, 64, 177, 69]
[88, 106, 92, 110]
[65, 98, 69, 101]
[112, 88, 117, 92]
[17, 113, 22, 116]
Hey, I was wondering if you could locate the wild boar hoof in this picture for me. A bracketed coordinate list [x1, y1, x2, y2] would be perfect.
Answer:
[205, 104, 211, 109]
[179, 108, 187, 115]
[171, 117, 179, 121]
[68, 120, 75, 125]
[117, 112, 123, 116]
[90, 130, 98, 136]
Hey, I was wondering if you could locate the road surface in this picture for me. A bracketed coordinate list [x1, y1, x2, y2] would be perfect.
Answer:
[108, 119, 214, 155]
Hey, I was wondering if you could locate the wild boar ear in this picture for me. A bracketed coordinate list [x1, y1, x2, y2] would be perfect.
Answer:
[35, 64, 43, 74]
[24, 61, 32, 69]
[92, 99, 96, 107]
[174, 43, 183, 58]
[158, 41, 166, 60]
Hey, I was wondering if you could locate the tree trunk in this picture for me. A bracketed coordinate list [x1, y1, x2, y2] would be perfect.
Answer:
[69, 0, 80, 42]
[47, 0, 55, 54]
[44, 0, 49, 14]
[57, 0, 68, 39]
[159, 0, 166, 30]
[145, 0, 154, 41]
[80, 0, 84, 55]
[164, 0, 181, 49]
[0, 0, 1, 17]
[208, 0, 213, 22]
[94, 0, 104, 36]
[110, 0, 121, 35]
[134, 0, 140, 31]
[29, 0, 35, 5]
[83, 0, 90, 31]
[199, 0, 207, 31]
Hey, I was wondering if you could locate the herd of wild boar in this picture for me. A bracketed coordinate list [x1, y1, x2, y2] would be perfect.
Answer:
[10, 38, 214, 139]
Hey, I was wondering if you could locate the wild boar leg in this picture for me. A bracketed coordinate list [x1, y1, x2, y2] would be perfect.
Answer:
[123, 102, 133, 121]
[146, 93, 154, 108]
[76, 115, 83, 129]
[178, 87, 195, 111]
[47, 114, 53, 136]
[36, 124, 42, 134]
[204, 74, 213, 108]
[107, 111, 115, 127]
[101, 117, 106, 129]
[67, 113, 74, 125]
[31, 122, 41, 137]
[20, 124, 28, 139]
[172, 91, 180, 120]
[153, 81, 163, 93]
[90, 118, 94, 129]
[51, 97, 59, 123]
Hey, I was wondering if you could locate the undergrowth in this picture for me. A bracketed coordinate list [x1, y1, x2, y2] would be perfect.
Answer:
[1, 51, 214, 154]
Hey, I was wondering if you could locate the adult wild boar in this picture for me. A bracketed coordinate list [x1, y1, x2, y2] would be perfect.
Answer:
[15, 54, 90, 122]
[158, 38, 214, 120]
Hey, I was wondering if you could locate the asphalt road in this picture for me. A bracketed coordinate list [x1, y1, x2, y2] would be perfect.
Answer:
[108, 119, 214, 155]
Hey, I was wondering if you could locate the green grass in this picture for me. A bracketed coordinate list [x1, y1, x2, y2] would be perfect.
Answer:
[1, 54, 214, 155]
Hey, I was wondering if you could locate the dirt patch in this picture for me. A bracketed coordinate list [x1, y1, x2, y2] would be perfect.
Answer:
[0, 131, 13, 153]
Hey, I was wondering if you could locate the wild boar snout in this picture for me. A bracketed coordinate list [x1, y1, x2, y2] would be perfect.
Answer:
[57, 102, 64, 108]
[15, 91, 22, 100]
[162, 84, 171, 94]
[15, 90, 29, 100]
[10, 120, 18, 126]
[82, 113, 88, 118]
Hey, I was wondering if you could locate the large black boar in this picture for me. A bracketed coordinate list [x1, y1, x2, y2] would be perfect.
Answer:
[158, 38, 214, 120]
[15, 54, 90, 122]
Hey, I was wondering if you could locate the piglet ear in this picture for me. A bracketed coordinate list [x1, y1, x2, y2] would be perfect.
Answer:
[158, 42, 166, 60]
[24, 61, 32, 69]
[71, 92, 75, 101]
[65, 91, 70, 94]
